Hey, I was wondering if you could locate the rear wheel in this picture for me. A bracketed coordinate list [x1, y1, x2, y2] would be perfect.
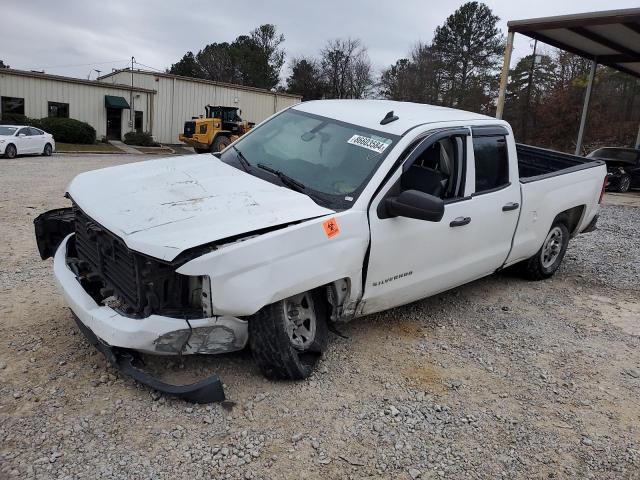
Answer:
[618, 174, 631, 193]
[43, 143, 52, 156]
[519, 220, 570, 280]
[211, 135, 231, 153]
[249, 290, 328, 380]
[4, 144, 16, 159]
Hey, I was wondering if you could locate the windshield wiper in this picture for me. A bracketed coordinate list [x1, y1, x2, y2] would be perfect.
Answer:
[232, 146, 252, 172]
[256, 163, 307, 193]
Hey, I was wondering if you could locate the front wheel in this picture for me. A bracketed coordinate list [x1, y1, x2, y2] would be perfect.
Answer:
[618, 174, 631, 193]
[249, 290, 328, 380]
[4, 144, 16, 159]
[211, 135, 231, 153]
[519, 221, 570, 280]
[43, 143, 52, 156]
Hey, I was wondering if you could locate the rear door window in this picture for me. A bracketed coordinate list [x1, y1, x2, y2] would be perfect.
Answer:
[473, 135, 509, 193]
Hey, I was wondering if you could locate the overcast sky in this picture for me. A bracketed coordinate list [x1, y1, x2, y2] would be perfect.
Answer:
[2, 0, 637, 82]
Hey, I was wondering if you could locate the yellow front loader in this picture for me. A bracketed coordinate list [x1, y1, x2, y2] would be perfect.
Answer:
[179, 105, 254, 153]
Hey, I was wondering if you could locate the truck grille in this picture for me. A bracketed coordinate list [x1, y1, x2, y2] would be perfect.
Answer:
[69, 202, 204, 318]
[73, 204, 142, 311]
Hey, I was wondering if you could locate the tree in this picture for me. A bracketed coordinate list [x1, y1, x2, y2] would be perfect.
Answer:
[431, 1, 503, 112]
[286, 57, 324, 100]
[379, 43, 442, 103]
[197, 42, 239, 84]
[320, 38, 373, 99]
[0, 59, 9, 69]
[249, 24, 285, 88]
[168, 24, 285, 89]
[167, 52, 204, 78]
[505, 52, 557, 142]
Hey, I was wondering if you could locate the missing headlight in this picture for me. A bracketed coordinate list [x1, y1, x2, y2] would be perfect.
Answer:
[201, 275, 213, 318]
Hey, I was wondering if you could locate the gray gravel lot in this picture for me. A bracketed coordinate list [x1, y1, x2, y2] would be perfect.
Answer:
[1, 154, 639, 479]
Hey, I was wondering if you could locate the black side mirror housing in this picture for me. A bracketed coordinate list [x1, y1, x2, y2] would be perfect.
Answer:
[385, 190, 444, 222]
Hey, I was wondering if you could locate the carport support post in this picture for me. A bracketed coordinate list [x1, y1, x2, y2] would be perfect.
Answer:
[496, 31, 515, 120]
[575, 60, 597, 156]
[636, 121, 640, 149]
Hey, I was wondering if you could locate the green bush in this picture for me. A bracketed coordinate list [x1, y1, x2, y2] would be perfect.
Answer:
[123, 131, 159, 147]
[1, 113, 40, 126]
[37, 117, 96, 144]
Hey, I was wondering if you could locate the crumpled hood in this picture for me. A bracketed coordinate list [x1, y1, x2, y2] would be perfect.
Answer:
[67, 155, 334, 261]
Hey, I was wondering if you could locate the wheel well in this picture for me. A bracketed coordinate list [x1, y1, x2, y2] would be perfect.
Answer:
[554, 205, 585, 236]
[213, 131, 231, 140]
[320, 278, 351, 323]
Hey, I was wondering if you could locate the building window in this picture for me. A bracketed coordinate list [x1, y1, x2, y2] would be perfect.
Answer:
[1, 96, 25, 117]
[135, 111, 143, 133]
[48, 102, 69, 118]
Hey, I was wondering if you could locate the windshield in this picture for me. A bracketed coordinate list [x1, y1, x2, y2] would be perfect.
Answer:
[590, 148, 638, 162]
[0, 126, 18, 136]
[221, 109, 399, 208]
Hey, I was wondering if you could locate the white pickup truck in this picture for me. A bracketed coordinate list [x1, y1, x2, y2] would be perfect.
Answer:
[35, 100, 607, 402]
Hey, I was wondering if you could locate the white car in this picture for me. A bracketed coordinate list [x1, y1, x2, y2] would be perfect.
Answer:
[0, 125, 55, 158]
[34, 100, 607, 402]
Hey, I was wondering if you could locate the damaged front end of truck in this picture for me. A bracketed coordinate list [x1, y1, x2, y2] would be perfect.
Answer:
[34, 203, 246, 403]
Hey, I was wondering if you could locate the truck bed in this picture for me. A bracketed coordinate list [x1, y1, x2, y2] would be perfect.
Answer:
[517, 144, 604, 183]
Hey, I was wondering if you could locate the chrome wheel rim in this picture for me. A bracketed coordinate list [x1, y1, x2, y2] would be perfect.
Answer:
[283, 293, 316, 350]
[620, 176, 630, 192]
[541, 226, 563, 268]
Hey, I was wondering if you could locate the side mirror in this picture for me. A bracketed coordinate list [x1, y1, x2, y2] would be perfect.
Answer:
[18, 133, 26, 137]
[385, 190, 444, 222]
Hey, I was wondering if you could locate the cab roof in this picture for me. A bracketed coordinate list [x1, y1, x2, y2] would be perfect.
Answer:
[292, 100, 495, 136]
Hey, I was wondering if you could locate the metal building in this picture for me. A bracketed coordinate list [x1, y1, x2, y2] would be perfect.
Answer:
[99, 69, 301, 143]
[0, 68, 301, 144]
[0, 69, 155, 141]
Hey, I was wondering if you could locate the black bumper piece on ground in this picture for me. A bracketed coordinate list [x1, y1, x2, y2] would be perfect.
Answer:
[73, 315, 226, 403]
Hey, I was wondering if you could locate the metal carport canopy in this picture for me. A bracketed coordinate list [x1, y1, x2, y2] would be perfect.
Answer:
[495, 8, 640, 153]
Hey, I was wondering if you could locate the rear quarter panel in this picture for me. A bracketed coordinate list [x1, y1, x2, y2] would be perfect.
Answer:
[505, 164, 606, 266]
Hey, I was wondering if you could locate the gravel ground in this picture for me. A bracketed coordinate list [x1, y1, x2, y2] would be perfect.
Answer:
[1, 154, 639, 479]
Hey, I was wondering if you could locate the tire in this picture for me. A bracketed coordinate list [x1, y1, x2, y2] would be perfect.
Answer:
[43, 143, 52, 156]
[194, 147, 209, 154]
[4, 144, 16, 159]
[249, 290, 329, 380]
[618, 174, 631, 193]
[519, 220, 570, 280]
[211, 135, 231, 153]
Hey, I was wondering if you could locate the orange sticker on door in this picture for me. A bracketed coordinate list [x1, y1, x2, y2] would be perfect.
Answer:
[322, 217, 340, 239]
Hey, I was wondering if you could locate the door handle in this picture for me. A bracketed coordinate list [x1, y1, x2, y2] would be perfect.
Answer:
[450, 216, 471, 227]
[502, 202, 519, 211]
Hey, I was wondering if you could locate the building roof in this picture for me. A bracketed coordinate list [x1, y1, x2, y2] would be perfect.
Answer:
[98, 68, 302, 99]
[0, 68, 157, 93]
[508, 8, 640, 79]
[293, 100, 495, 136]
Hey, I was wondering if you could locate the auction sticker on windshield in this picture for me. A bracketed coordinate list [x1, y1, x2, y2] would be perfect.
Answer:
[347, 135, 390, 154]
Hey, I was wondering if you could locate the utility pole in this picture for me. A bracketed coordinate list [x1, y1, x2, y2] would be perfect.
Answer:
[496, 31, 514, 119]
[130, 56, 135, 132]
[522, 40, 538, 144]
